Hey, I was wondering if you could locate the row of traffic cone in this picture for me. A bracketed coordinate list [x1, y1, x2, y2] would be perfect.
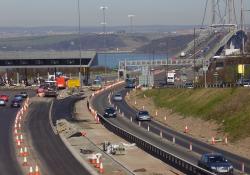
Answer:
[89, 154, 104, 174]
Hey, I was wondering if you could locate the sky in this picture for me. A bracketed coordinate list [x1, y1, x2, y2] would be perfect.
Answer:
[0, 0, 249, 27]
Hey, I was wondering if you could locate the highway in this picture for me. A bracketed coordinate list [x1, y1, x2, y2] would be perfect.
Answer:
[92, 84, 250, 174]
[0, 90, 34, 175]
[26, 96, 91, 175]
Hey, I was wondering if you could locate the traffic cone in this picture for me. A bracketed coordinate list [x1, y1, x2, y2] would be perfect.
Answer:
[184, 125, 188, 133]
[14, 129, 19, 136]
[211, 137, 215, 145]
[18, 123, 21, 130]
[20, 134, 24, 143]
[19, 147, 24, 157]
[96, 117, 100, 124]
[17, 140, 21, 148]
[22, 156, 28, 166]
[34, 165, 40, 175]
[224, 136, 228, 144]
[15, 135, 20, 143]
[95, 157, 100, 168]
[14, 123, 18, 130]
[23, 147, 29, 157]
[99, 162, 104, 174]
[28, 166, 33, 175]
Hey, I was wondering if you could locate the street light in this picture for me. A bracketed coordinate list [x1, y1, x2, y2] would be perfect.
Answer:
[77, 0, 82, 87]
[128, 14, 135, 33]
[100, 6, 108, 75]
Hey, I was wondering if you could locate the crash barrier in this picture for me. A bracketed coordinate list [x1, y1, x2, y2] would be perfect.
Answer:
[88, 85, 215, 175]
[155, 83, 249, 89]
[96, 113, 215, 175]
[12, 97, 41, 175]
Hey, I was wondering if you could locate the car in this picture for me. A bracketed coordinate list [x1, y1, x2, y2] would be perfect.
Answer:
[243, 79, 250, 87]
[0, 95, 9, 102]
[0, 99, 6, 106]
[20, 92, 28, 98]
[113, 93, 123, 101]
[11, 99, 21, 108]
[198, 153, 233, 174]
[185, 82, 194, 89]
[103, 107, 117, 118]
[14, 95, 23, 102]
[136, 110, 151, 121]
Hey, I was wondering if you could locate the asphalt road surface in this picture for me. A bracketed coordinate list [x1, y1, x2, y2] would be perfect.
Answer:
[26, 96, 91, 175]
[0, 90, 34, 175]
[92, 85, 250, 173]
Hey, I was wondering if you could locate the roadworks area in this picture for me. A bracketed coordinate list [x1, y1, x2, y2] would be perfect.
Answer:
[56, 89, 184, 175]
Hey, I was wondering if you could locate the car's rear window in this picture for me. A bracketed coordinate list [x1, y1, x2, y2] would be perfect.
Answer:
[139, 111, 149, 115]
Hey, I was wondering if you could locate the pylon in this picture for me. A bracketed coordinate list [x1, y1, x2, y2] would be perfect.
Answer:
[22, 156, 28, 166]
[99, 162, 104, 174]
[224, 136, 228, 144]
[95, 157, 100, 168]
[14, 129, 19, 136]
[96, 117, 100, 124]
[18, 123, 21, 130]
[155, 110, 158, 116]
[17, 140, 21, 148]
[23, 147, 29, 157]
[20, 134, 24, 143]
[189, 143, 193, 151]
[15, 135, 20, 143]
[19, 147, 24, 157]
[28, 166, 33, 175]
[34, 165, 40, 175]
[184, 125, 188, 133]
[211, 137, 215, 145]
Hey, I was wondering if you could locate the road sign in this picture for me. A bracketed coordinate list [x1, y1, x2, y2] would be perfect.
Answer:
[67, 79, 80, 88]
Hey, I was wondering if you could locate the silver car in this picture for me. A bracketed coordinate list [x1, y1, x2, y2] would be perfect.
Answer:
[113, 93, 123, 101]
[136, 110, 151, 121]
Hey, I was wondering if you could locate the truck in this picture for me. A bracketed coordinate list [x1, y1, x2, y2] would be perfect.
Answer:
[167, 72, 175, 85]
[56, 76, 66, 89]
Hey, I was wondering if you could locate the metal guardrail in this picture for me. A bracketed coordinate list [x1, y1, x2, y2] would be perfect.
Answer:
[96, 112, 215, 175]
[89, 91, 215, 175]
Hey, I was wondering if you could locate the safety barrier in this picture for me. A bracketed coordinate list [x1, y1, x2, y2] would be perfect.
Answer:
[89, 82, 215, 175]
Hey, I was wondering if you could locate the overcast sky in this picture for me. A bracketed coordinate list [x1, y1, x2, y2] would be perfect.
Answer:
[0, 0, 249, 27]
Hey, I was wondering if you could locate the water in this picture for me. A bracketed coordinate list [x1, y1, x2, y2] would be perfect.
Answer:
[97, 53, 170, 68]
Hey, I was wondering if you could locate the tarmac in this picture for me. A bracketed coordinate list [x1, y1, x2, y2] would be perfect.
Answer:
[57, 88, 184, 175]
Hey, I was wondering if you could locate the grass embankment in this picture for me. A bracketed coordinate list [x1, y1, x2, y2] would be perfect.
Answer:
[140, 88, 250, 141]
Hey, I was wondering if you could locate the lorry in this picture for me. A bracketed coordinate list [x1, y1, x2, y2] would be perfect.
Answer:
[167, 72, 175, 85]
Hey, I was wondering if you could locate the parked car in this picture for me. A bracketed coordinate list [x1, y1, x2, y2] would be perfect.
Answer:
[103, 107, 117, 118]
[0, 95, 9, 102]
[113, 93, 123, 101]
[11, 99, 21, 108]
[0, 99, 6, 106]
[14, 95, 23, 102]
[243, 79, 250, 87]
[136, 110, 151, 121]
[198, 153, 233, 174]
[20, 92, 28, 98]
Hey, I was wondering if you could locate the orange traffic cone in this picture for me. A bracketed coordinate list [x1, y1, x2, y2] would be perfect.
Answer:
[211, 137, 215, 145]
[17, 140, 21, 148]
[99, 162, 104, 174]
[224, 136, 228, 144]
[96, 117, 100, 124]
[22, 156, 28, 166]
[19, 147, 24, 157]
[20, 134, 24, 143]
[28, 166, 33, 175]
[15, 135, 20, 143]
[184, 125, 188, 133]
[34, 165, 40, 175]
[23, 147, 29, 157]
[95, 157, 100, 168]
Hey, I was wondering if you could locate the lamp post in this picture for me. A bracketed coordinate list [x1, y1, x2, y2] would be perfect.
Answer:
[128, 14, 135, 33]
[193, 28, 196, 88]
[100, 6, 108, 75]
[77, 0, 82, 87]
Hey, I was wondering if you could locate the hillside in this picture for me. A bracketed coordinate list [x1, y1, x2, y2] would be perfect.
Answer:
[136, 88, 250, 141]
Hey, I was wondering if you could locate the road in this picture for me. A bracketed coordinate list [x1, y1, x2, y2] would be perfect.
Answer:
[0, 90, 34, 175]
[26, 96, 91, 175]
[92, 85, 250, 173]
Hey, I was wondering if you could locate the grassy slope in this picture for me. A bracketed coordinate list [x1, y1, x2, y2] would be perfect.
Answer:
[141, 88, 250, 140]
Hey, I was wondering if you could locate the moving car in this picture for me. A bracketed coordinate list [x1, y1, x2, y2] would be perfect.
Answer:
[11, 99, 21, 108]
[185, 82, 194, 89]
[243, 79, 250, 87]
[0, 95, 9, 102]
[20, 92, 28, 98]
[103, 107, 117, 118]
[136, 110, 151, 121]
[198, 153, 233, 174]
[113, 93, 123, 101]
[0, 99, 6, 106]
[14, 95, 23, 102]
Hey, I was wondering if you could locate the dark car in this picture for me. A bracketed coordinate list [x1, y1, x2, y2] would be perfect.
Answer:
[14, 95, 23, 102]
[198, 153, 233, 174]
[136, 110, 151, 121]
[11, 99, 21, 108]
[20, 92, 28, 98]
[103, 107, 117, 118]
